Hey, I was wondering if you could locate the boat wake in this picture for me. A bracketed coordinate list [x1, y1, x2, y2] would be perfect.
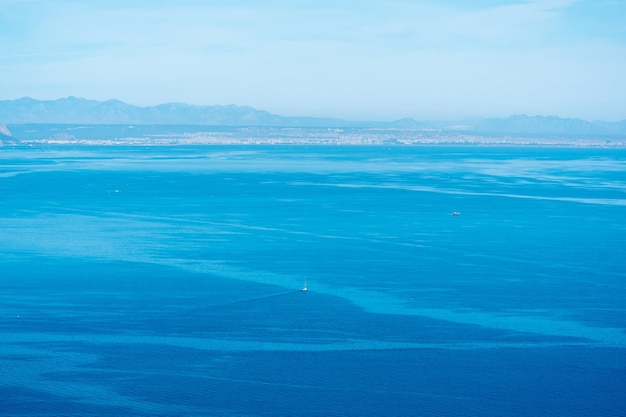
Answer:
[202, 290, 303, 309]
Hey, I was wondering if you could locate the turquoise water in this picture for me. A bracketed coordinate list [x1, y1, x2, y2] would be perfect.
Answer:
[1, 145, 625, 416]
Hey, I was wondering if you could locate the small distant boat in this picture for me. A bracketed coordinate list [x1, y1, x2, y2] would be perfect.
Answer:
[452, 211, 461, 216]
[301, 277, 308, 292]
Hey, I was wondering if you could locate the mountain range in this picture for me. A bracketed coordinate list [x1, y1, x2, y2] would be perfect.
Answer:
[1, 97, 625, 137]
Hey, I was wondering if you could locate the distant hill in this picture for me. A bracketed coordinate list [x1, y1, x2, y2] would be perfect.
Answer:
[0, 97, 412, 128]
[0, 97, 624, 137]
[475, 114, 626, 137]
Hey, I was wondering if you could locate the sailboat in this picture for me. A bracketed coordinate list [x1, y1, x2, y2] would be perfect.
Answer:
[301, 277, 308, 292]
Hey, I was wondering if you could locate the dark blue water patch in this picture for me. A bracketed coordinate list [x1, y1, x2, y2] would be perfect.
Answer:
[0, 386, 144, 417]
[29, 344, 626, 417]
[1, 258, 278, 336]
[2, 257, 558, 345]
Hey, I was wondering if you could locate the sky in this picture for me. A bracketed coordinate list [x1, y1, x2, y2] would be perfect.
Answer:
[1, 0, 625, 121]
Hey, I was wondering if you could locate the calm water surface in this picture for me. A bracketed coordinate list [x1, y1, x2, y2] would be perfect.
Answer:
[1, 145, 625, 416]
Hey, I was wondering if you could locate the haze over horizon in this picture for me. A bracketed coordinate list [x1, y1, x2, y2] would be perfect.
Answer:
[2, 0, 625, 122]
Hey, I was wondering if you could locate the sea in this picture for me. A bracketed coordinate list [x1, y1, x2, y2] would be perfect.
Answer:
[1, 145, 625, 416]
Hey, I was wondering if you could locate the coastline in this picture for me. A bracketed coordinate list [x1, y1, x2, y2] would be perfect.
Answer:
[2, 125, 624, 148]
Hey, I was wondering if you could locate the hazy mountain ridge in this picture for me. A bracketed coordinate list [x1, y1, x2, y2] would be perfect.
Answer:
[0, 97, 362, 127]
[0, 97, 625, 137]
[477, 114, 626, 136]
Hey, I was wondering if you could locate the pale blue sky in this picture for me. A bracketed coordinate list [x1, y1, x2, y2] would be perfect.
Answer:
[1, 0, 625, 120]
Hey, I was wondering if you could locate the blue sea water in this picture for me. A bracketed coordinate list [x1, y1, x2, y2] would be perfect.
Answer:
[1, 145, 625, 416]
